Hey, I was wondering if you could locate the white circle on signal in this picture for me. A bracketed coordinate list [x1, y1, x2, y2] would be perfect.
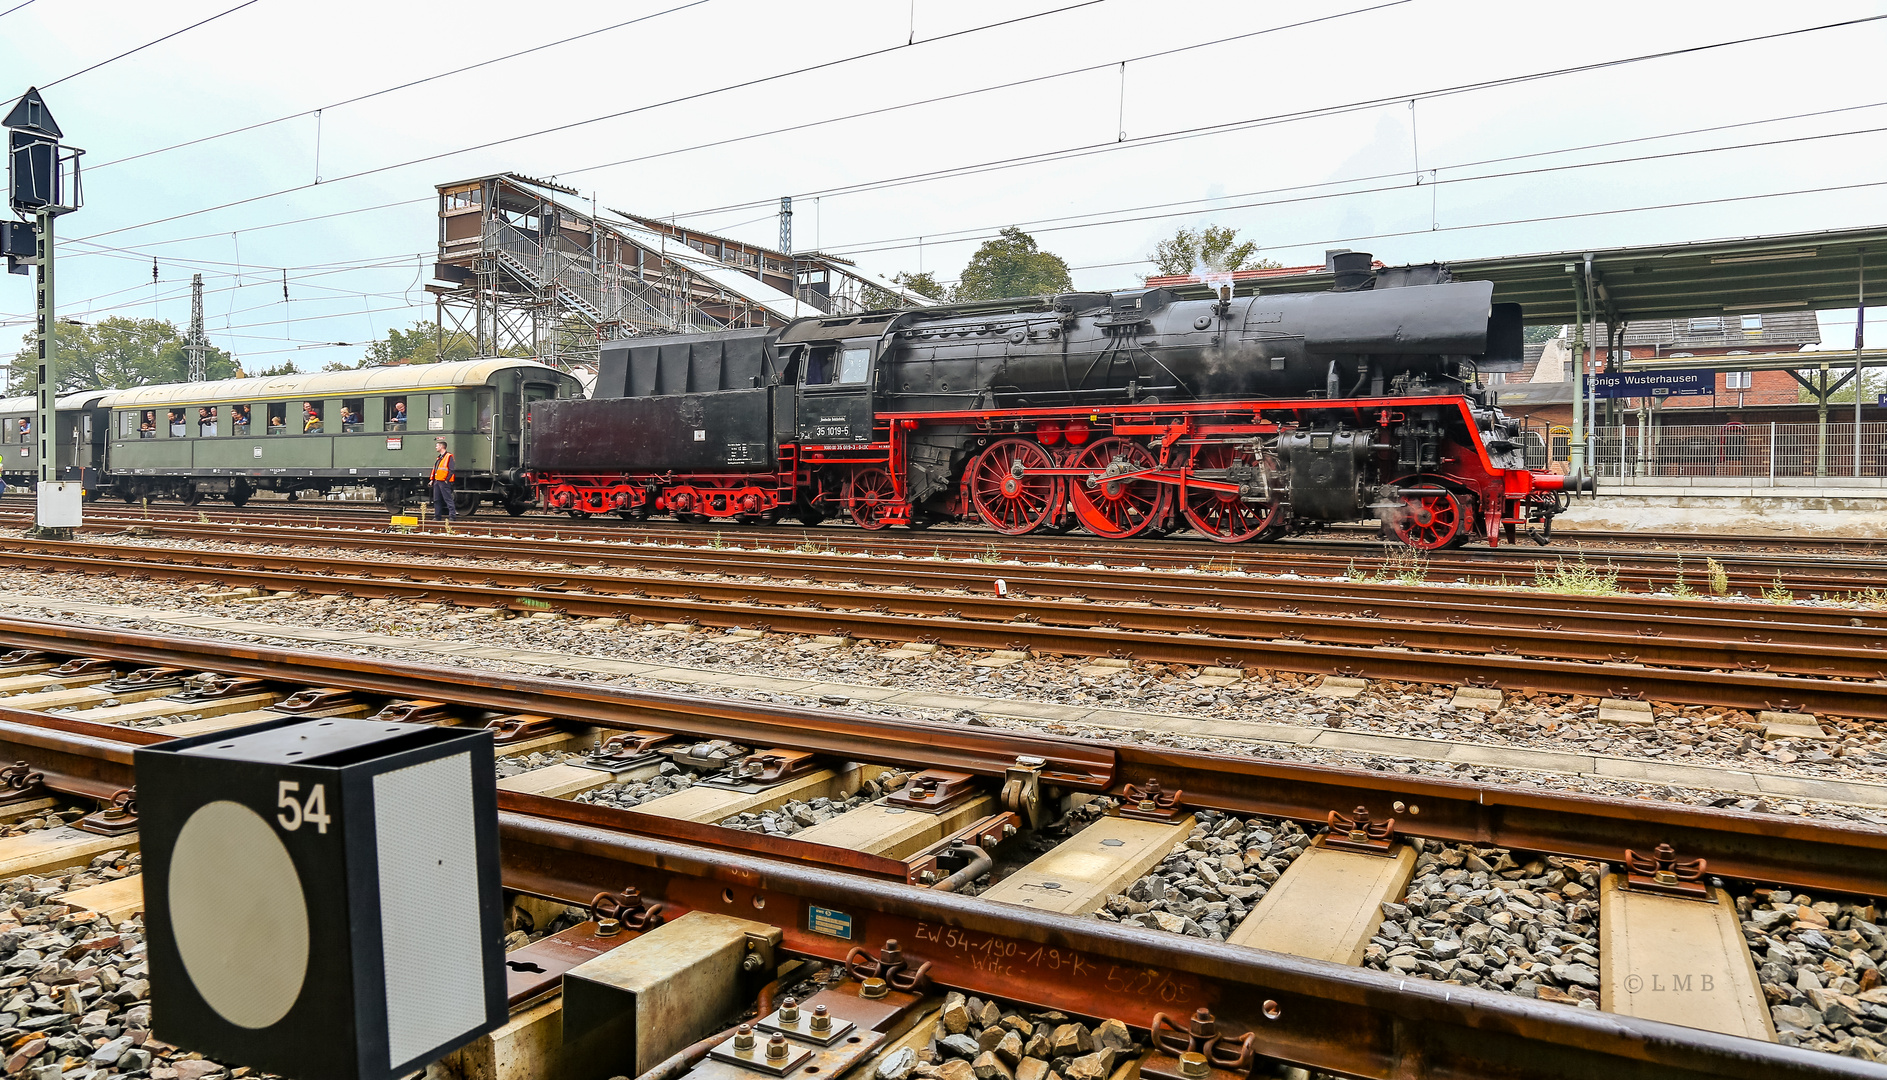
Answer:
[169, 799, 310, 1029]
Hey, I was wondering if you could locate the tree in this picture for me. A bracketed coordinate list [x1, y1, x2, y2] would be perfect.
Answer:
[1522, 324, 1563, 345]
[862, 270, 950, 309]
[1147, 225, 1277, 278]
[249, 361, 299, 377]
[336, 320, 477, 370]
[7, 317, 238, 395]
[954, 228, 1073, 301]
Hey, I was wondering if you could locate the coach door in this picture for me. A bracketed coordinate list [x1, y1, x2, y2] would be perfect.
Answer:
[796, 338, 876, 444]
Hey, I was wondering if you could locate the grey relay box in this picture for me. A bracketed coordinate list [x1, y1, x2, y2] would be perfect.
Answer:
[136, 716, 506, 1080]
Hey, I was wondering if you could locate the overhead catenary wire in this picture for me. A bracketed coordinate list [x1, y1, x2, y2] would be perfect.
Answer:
[67, 0, 1112, 246]
[68, 8, 1887, 262]
[41, 0, 265, 89]
[88, 0, 718, 172]
[814, 121, 1887, 259]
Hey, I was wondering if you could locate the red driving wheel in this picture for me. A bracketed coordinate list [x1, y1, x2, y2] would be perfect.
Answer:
[968, 438, 1060, 535]
[1068, 437, 1171, 539]
[1392, 489, 1464, 550]
[1181, 444, 1279, 543]
[844, 467, 900, 530]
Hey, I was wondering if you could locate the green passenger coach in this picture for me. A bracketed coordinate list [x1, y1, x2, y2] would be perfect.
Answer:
[99, 359, 581, 513]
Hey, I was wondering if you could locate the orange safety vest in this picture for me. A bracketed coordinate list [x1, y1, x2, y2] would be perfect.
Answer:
[431, 452, 455, 482]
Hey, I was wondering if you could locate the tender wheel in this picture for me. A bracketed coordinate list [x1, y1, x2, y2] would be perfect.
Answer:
[507, 501, 531, 517]
[1181, 444, 1278, 543]
[968, 438, 1060, 535]
[844, 467, 899, 530]
[1392, 489, 1464, 550]
[1068, 437, 1171, 539]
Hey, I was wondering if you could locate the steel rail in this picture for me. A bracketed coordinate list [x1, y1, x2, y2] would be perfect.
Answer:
[13, 506, 1887, 591]
[10, 547, 1887, 718]
[1, 616, 1884, 897]
[498, 815, 1879, 1080]
[12, 538, 1887, 680]
[24, 525, 1887, 637]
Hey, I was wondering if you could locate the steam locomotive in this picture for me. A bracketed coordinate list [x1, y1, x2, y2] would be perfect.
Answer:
[523, 254, 1589, 548]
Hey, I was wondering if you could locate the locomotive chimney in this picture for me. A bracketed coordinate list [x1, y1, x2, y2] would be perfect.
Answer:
[1328, 250, 1374, 291]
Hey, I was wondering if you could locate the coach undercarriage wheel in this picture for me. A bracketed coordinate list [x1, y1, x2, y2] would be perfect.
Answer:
[454, 492, 480, 517]
[844, 467, 899, 530]
[1069, 437, 1171, 540]
[179, 488, 203, 507]
[1181, 445, 1278, 543]
[1392, 490, 1465, 550]
[969, 438, 1061, 535]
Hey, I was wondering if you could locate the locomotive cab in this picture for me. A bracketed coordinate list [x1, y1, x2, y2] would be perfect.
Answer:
[793, 337, 877, 444]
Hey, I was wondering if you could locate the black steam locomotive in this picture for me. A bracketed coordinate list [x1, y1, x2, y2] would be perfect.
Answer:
[523, 254, 1585, 548]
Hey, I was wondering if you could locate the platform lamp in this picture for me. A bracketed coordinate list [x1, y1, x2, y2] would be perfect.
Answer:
[4, 86, 85, 538]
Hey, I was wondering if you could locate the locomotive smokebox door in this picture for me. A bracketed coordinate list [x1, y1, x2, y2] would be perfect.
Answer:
[136, 718, 506, 1080]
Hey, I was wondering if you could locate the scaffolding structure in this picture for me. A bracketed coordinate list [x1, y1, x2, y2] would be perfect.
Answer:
[431, 173, 929, 371]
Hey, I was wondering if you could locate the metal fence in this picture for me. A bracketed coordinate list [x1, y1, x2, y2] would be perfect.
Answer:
[1565, 422, 1887, 480]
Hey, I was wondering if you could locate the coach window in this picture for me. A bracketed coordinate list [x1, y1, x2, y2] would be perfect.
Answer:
[232, 404, 251, 434]
[118, 411, 137, 439]
[197, 406, 219, 437]
[168, 411, 186, 437]
[300, 400, 324, 433]
[140, 411, 156, 438]
[476, 391, 493, 433]
[428, 393, 449, 431]
[266, 403, 288, 434]
[15, 416, 29, 442]
[340, 397, 365, 432]
[839, 347, 870, 385]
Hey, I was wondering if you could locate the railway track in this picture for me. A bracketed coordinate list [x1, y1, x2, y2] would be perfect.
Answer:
[0, 616, 1883, 1078]
[10, 504, 1887, 597]
[8, 530, 1887, 722]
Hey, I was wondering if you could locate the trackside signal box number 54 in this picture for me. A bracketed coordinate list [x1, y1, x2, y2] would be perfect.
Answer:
[277, 781, 330, 833]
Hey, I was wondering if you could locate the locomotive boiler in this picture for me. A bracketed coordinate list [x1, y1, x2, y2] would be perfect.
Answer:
[523, 254, 1589, 548]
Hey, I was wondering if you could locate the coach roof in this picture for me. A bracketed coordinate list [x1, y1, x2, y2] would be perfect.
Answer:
[99, 358, 568, 409]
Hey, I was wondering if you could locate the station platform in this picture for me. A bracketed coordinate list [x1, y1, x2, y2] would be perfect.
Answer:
[1558, 477, 1887, 539]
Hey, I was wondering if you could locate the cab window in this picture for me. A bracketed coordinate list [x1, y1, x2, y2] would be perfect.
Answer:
[196, 406, 219, 437]
[839, 347, 870, 385]
[803, 346, 835, 385]
[340, 397, 365, 432]
[266, 403, 288, 435]
[385, 396, 409, 430]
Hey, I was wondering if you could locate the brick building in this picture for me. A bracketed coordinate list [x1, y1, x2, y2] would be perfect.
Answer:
[1493, 311, 1823, 427]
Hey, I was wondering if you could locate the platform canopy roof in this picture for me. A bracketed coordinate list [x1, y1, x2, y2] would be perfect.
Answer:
[1212, 224, 1886, 326]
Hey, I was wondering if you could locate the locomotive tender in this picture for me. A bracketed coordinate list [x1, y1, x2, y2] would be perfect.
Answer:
[524, 254, 1590, 548]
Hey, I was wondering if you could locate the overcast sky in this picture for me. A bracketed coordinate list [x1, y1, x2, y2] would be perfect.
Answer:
[2, 0, 1884, 368]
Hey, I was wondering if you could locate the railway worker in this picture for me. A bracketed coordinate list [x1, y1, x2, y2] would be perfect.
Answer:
[431, 437, 457, 522]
